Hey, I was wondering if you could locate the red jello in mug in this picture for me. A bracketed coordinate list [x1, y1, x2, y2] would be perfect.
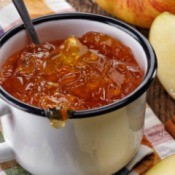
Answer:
[0, 14, 156, 175]
[0, 32, 144, 119]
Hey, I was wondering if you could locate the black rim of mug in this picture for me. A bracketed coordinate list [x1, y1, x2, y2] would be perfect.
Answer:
[0, 13, 157, 119]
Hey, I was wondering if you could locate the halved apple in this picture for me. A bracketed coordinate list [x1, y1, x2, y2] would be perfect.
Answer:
[144, 154, 175, 175]
[149, 12, 175, 99]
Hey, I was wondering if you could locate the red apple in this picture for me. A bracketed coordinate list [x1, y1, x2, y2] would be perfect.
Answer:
[94, 0, 175, 28]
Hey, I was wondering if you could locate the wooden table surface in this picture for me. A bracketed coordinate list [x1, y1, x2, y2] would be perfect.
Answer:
[67, 0, 175, 123]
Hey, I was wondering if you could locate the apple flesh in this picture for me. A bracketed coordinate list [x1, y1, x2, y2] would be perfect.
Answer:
[144, 155, 175, 175]
[149, 12, 175, 99]
[94, 0, 175, 28]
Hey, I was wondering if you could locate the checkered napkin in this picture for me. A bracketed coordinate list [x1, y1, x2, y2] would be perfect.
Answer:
[0, 1, 175, 175]
[117, 106, 175, 175]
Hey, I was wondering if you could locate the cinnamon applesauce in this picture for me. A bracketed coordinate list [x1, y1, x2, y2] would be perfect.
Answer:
[0, 32, 144, 112]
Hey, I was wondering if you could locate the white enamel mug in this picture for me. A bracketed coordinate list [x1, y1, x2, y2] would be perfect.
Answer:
[0, 13, 157, 175]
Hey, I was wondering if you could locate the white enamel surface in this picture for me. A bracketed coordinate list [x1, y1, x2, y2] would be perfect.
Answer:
[0, 18, 148, 174]
[0, 94, 145, 175]
[0, 142, 14, 162]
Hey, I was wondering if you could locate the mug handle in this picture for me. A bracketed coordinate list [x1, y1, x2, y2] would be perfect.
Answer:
[0, 102, 15, 162]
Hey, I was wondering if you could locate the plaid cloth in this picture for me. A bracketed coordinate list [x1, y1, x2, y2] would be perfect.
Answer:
[0, 1, 175, 175]
[0, 0, 75, 37]
[123, 106, 175, 175]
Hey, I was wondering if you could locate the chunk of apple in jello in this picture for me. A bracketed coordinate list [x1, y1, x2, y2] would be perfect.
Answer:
[41, 36, 88, 74]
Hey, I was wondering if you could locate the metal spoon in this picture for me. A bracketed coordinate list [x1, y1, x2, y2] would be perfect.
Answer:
[12, 0, 40, 45]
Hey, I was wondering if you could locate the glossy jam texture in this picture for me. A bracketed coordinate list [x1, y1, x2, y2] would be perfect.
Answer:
[0, 32, 144, 110]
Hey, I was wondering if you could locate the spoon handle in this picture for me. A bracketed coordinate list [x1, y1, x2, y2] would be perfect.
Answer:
[12, 0, 40, 45]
